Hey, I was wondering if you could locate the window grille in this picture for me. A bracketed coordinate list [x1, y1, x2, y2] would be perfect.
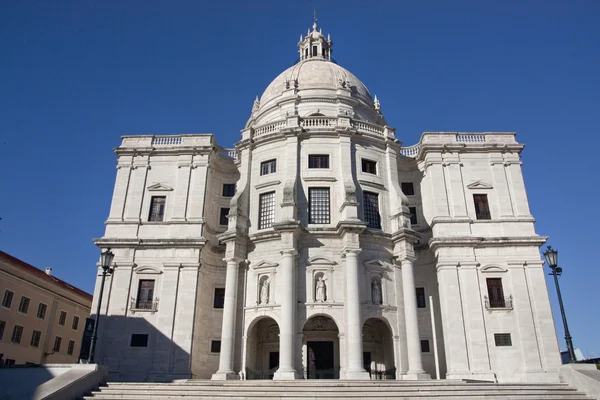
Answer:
[2, 290, 14, 308]
[309, 188, 330, 224]
[11, 325, 23, 344]
[416, 287, 426, 308]
[53, 336, 62, 352]
[363, 191, 381, 229]
[474, 194, 491, 220]
[259, 191, 276, 229]
[37, 303, 47, 319]
[30, 330, 41, 348]
[494, 333, 512, 346]
[260, 159, 277, 176]
[401, 182, 415, 196]
[149, 196, 166, 221]
[213, 288, 225, 309]
[361, 159, 377, 174]
[486, 278, 506, 308]
[18, 296, 30, 314]
[219, 208, 230, 226]
[222, 183, 236, 197]
[308, 155, 329, 169]
[136, 280, 155, 310]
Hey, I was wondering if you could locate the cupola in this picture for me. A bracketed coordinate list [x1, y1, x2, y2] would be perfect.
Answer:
[298, 18, 333, 61]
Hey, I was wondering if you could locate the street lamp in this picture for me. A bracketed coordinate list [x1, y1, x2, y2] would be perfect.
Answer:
[88, 248, 114, 363]
[543, 245, 576, 363]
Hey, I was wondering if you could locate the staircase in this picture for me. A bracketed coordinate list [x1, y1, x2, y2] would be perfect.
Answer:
[84, 380, 592, 399]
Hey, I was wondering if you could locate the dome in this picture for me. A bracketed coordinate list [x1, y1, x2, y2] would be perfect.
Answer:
[249, 22, 385, 126]
[260, 59, 373, 110]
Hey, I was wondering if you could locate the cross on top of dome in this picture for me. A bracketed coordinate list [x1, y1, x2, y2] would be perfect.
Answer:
[298, 13, 332, 62]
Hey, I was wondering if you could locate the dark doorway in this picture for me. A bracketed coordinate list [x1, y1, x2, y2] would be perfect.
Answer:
[307, 341, 335, 379]
[269, 352, 279, 370]
[363, 351, 372, 377]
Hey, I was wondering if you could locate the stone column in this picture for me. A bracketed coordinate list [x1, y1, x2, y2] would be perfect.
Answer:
[212, 257, 240, 380]
[401, 258, 430, 379]
[273, 249, 299, 380]
[343, 249, 370, 379]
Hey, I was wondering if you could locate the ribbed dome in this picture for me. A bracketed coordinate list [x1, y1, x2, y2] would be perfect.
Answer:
[259, 59, 373, 109]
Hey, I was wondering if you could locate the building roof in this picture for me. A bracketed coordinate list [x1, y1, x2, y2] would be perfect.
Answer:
[0, 250, 93, 301]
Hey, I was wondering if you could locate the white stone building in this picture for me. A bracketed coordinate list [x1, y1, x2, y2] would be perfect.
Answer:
[92, 21, 562, 383]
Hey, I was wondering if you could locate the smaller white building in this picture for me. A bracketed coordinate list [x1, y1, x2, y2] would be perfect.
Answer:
[92, 21, 562, 383]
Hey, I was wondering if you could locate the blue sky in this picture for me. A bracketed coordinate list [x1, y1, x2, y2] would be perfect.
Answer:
[1, 1, 599, 358]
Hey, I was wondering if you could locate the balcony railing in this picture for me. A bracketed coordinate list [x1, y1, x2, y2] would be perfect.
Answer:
[484, 295, 513, 310]
[130, 297, 159, 313]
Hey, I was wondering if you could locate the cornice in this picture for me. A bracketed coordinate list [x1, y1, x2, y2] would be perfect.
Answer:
[429, 235, 548, 251]
[93, 237, 206, 249]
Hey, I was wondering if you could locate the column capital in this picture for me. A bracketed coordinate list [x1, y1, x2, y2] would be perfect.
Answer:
[341, 248, 361, 257]
[223, 257, 243, 264]
[280, 249, 298, 257]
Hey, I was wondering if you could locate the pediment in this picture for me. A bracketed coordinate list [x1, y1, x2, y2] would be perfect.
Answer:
[467, 180, 493, 190]
[147, 183, 173, 191]
[364, 259, 392, 270]
[480, 264, 508, 273]
[253, 260, 278, 270]
[134, 265, 163, 275]
[307, 256, 337, 266]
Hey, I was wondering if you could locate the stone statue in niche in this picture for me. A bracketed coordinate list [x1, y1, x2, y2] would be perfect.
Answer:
[260, 278, 270, 304]
[315, 276, 326, 302]
[372, 280, 382, 305]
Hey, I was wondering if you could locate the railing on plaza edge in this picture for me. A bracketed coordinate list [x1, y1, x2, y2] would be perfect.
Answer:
[245, 367, 278, 380]
[368, 367, 396, 380]
[245, 367, 394, 380]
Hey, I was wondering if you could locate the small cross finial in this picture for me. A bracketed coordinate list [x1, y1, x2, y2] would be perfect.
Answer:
[313, 10, 317, 24]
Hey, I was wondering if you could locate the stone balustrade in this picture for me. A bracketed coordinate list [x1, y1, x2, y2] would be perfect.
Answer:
[254, 121, 287, 137]
[352, 120, 385, 136]
[152, 136, 183, 146]
[456, 133, 485, 143]
[216, 146, 238, 161]
[300, 116, 337, 128]
[400, 145, 420, 157]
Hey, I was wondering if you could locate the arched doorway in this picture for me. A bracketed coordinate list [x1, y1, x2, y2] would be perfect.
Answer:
[245, 317, 280, 379]
[362, 318, 395, 379]
[302, 315, 340, 379]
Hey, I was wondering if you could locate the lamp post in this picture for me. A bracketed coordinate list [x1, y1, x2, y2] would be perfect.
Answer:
[88, 248, 114, 363]
[543, 245, 576, 363]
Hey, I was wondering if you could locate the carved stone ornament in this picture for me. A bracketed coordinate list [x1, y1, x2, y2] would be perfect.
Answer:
[260, 277, 270, 304]
[315, 276, 327, 302]
[372, 279, 382, 305]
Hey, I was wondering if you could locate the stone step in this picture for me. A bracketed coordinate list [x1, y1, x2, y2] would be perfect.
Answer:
[85, 381, 591, 400]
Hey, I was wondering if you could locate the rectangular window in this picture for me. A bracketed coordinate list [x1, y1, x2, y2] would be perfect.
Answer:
[213, 288, 225, 309]
[11, 325, 23, 344]
[72, 316, 80, 330]
[312, 45, 317, 56]
[219, 208, 230, 226]
[5, 359, 15, 366]
[487, 278, 505, 308]
[258, 191, 276, 229]
[58, 311, 67, 326]
[222, 183, 236, 197]
[67, 340, 75, 355]
[0, 320, 5, 340]
[308, 154, 329, 169]
[409, 206, 418, 225]
[211, 340, 221, 353]
[37, 303, 47, 319]
[308, 188, 330, 224]
[260, 159, 276, 176]
[473, 194, 491, 220]
[130, 334, 149, 347]
[363, 191, 381, 229]
[149, 196, 166, 221]
[420, 339, 430, 353]
[416, 287, 426, 308]
[30, 330, 42, 348]
[18, 296, 30, 314]
[136, 280, 155, 310]
[53, 336, 62, 352]
[494, 333, 512, 347]
[2, 290, 14, 308]
[361, 159, 377, 174]
[401, 182, 415, 196]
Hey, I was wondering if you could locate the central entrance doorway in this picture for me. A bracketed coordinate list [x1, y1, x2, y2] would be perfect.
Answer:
[307, 341, 334, 379]
[302, 315, 340, 379]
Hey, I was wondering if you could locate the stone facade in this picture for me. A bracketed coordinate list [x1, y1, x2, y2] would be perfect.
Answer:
[92, 21, 562, 383]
